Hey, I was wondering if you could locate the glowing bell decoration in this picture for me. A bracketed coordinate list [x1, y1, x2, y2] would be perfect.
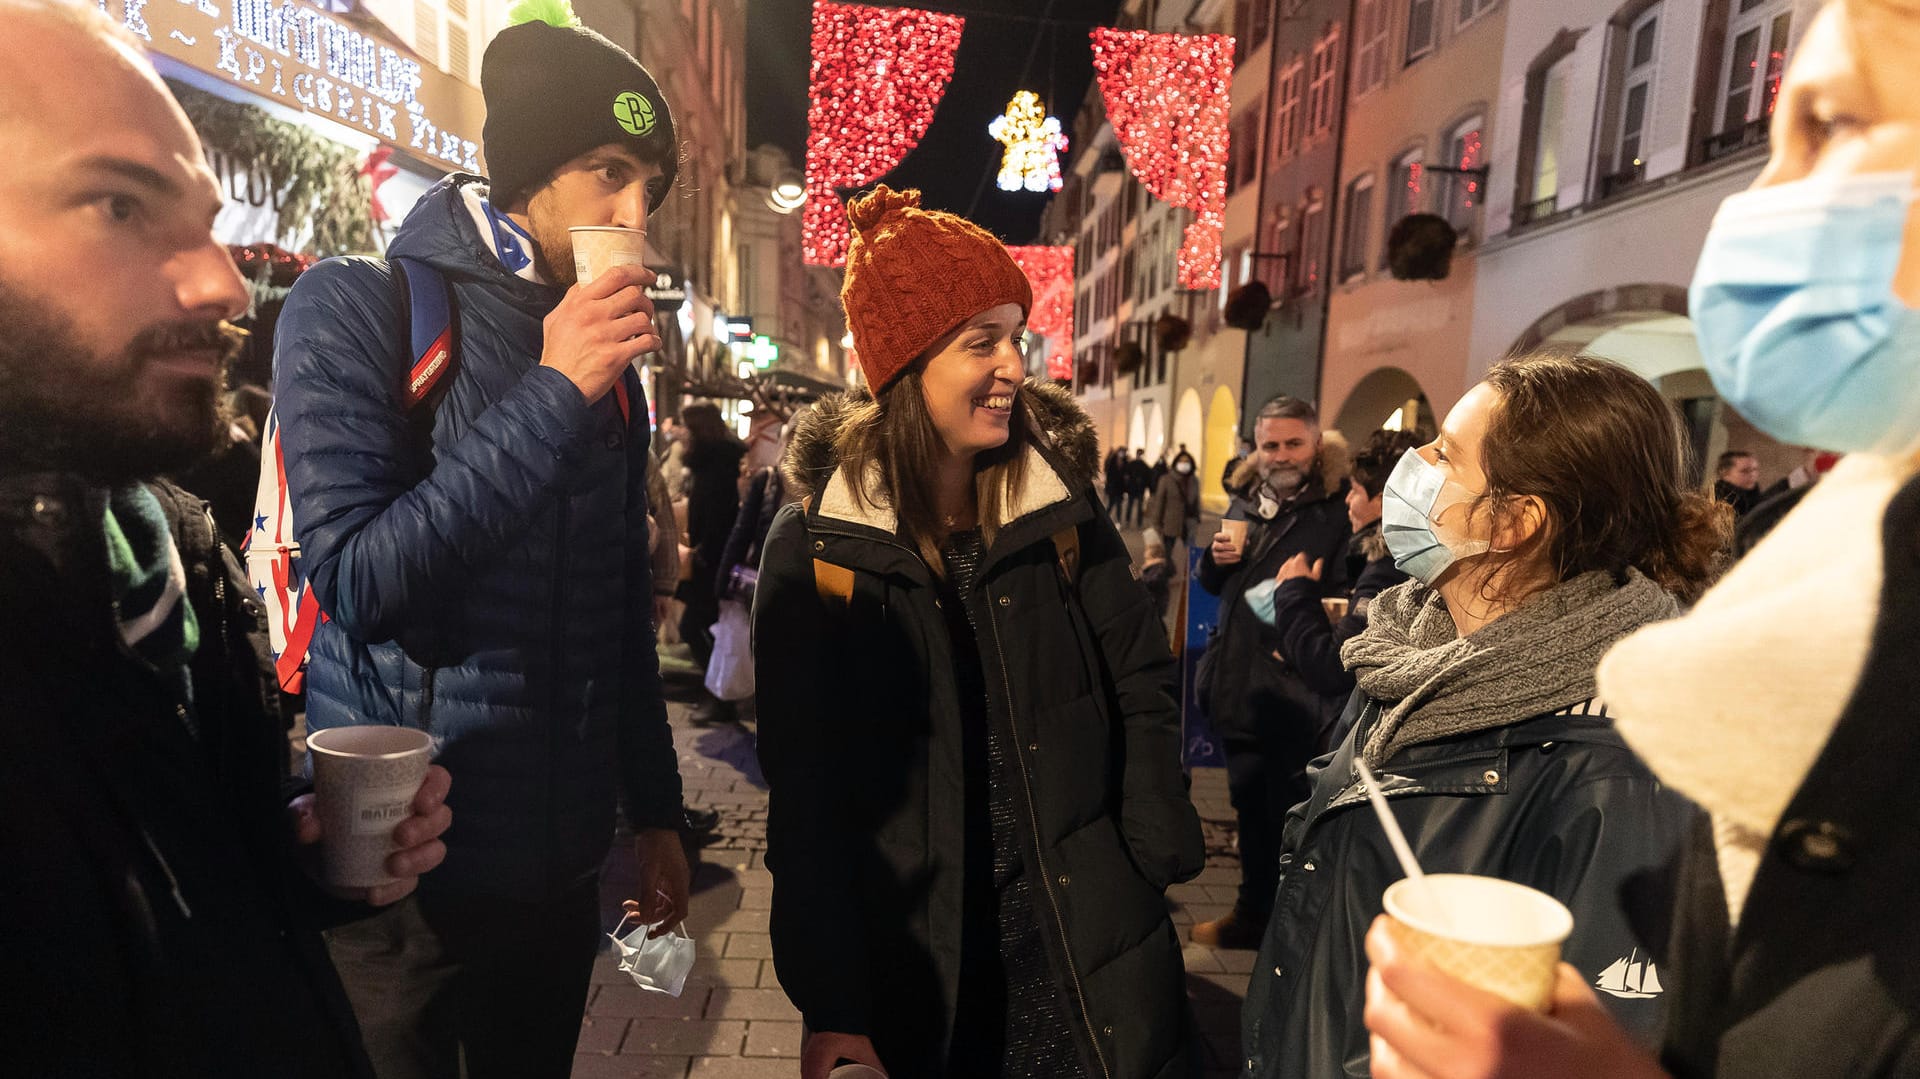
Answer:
[988, 91, 1068, 194]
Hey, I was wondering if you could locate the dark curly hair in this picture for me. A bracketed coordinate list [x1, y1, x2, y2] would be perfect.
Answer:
[1351, 429, 1423, 499]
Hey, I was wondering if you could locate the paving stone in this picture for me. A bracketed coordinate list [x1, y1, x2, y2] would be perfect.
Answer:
[571, 1053, 691, 1078]
[593, 984, 714, 1020]
[739, 887, 774, 911]
[619, 1019, 748, 1056]
[1181, 944, 1227, 973]
[1216, 948, 1258, 974]
[575, 1015, 630, 1055]
[701, 909, 771, 934]
[756, 961, 784, 991]
[742, 1020, 803, 1058]
[704, 987, 802, 1022]
[723, 933, 775, 959]
[684, 958, 763, 989]
[686, 1056, 796, 1078]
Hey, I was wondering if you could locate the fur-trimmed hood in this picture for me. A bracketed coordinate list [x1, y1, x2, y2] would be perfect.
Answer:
[781, 377, 1101, 535]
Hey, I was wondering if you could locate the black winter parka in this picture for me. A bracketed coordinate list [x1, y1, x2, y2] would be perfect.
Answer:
[1243, 694, 1701, 1078]
[0, 475, 373, 1076]
[753, 381, 1205, 1078]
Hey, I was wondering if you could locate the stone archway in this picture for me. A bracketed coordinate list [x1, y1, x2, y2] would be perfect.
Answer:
[1203, 386, 1239, 513]
[1332, 366, 1433, 446]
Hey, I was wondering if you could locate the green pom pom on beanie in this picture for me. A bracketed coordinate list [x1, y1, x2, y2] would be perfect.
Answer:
[506, 0, 580, 29]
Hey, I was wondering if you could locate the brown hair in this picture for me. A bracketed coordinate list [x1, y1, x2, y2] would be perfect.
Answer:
[834, 363, 1033, 571]
[1476, 352, 1731, 604]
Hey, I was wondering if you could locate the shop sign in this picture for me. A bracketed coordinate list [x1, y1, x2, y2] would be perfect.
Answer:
[98, 0, 484, 172]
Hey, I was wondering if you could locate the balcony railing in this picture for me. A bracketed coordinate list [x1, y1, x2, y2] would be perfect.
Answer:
[1700, 117, 1770, 164]
[1511, 194, 1559, 227]
[1596, 161, 1647, 200]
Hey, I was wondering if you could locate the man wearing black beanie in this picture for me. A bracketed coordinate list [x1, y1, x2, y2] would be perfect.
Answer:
[270, 1, 689, 1075]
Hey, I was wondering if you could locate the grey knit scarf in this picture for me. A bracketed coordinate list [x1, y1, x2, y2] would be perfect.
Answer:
[1341, 569, 1677, 764]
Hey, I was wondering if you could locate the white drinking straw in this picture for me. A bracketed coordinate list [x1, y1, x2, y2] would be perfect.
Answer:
[1354, 757, 1425, 884]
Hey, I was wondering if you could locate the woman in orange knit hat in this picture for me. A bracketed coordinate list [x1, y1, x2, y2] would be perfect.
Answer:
[752, 186, 1204, 1079]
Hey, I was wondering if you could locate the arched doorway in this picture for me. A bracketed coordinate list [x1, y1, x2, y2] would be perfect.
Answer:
[1332, 367, 1433, 446]
[1203, 386, 1239, 513]
[1509, 284, 1796, 486]
[1172, 389, 1205, 469]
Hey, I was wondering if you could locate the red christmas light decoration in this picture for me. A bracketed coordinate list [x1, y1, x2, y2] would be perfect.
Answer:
[1006, 245, 1076, 381]
[804, 1, 966, 266]
[1090, 27, 1235, 290]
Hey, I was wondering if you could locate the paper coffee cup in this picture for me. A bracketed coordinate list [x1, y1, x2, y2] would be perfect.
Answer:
[827, 1066, 887, 1079]
[308, 726, 433, 889]
[1220, 519, 1249, 548]
[1322, 597, 1350, 620]
[1382, 874, 1573, 1011]
[569, 225, 648, 286]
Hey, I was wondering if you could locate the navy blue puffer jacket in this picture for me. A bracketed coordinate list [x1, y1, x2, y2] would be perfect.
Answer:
[274, 176, 681, 901]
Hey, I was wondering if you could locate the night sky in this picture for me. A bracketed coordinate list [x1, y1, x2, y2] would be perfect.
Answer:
[747, 0, 1122, 245]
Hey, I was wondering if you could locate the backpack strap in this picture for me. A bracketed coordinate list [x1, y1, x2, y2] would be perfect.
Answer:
[392, 257, 458, 410]
[809, 524, 1083, 609]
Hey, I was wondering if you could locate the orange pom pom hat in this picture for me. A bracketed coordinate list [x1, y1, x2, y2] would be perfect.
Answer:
[839, 186, 1032, 392]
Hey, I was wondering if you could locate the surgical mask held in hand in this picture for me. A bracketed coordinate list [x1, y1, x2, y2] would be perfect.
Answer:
[1691, 171, 1920, 454]
[1381, 451, 1489, 584]
[608, 907, 695, 997]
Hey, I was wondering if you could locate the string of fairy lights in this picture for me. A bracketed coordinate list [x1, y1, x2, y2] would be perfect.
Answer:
[803, 0, 1236, 306]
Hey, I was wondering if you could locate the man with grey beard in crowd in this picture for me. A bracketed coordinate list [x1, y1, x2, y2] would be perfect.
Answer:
[0, 2, 449, 1074]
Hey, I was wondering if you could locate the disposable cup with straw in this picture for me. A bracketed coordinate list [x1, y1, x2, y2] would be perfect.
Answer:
[1355, 757, 1575, 1011]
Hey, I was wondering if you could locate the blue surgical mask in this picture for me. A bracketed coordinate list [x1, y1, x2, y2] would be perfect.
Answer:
[1691, 171, 1920, 454]
[1380, 451, 1488, 584]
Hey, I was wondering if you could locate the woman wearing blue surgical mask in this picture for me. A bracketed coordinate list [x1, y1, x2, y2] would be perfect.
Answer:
[1364, 4, 1920, 1078]
[1240, 352, 1723, 1079]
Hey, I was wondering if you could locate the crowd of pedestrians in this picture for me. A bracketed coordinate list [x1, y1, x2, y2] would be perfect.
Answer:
[7, 0, 1920, 1076]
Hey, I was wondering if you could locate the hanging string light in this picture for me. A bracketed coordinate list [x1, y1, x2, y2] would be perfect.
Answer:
[988, 91, 1069, 193]
[1005, 245, 1075, 381]
[1089, 27, 1235, 289]
[804, 1, 966, 266]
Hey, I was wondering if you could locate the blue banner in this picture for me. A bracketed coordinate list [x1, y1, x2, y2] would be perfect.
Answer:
[1181, 545, 1225, 768]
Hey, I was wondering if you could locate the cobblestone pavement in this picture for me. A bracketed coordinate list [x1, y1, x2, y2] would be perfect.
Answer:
[576, 696, 1253, 1078]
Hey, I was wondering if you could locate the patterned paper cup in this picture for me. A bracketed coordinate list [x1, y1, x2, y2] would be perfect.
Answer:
[308, 726, 433, 889]
[1382, 874, 1573, 1011]
[569, 226, 648, 286]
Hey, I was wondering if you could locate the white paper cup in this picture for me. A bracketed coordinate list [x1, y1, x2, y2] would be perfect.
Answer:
[308, 726, 433, 889]
[569, 225, 648, 286]
[1382, 874, 1573, 1011]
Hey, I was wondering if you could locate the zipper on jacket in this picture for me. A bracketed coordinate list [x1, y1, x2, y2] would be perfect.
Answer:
[985, 595, 1112, 1079]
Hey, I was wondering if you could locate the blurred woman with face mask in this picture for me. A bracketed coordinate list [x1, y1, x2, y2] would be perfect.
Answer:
[1364, 4, 1920, 1077]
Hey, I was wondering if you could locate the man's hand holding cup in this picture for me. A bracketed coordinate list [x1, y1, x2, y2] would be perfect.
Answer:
[541, 256, 660, 404]
[293, 727, 452, 907]
[1212, 518, 1249, 566]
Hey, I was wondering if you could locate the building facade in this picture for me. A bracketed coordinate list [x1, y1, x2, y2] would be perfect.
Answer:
[1468, 0, 1816, 480]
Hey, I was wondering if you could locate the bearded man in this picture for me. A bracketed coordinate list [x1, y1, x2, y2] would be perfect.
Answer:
[0, 1, 450, 1073]
[1190, 396, 1352, 950]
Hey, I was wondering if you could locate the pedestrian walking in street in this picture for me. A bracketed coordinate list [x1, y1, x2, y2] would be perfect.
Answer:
[1144, 447, 1202, 560]
[270, 5, 688, 1074]
[1245, 428, 1419, 732]
[1366, 5, 1920, 1075]
[679, 400, 749, 724]
[753, 185, 1205, 1079]
[1243, 353, 1720, 1077]
[1124, 448, 1153, 526]
[0, 2, 451, 1073]
[1189, 396, 1352, 951]
[1104, 444, 1129, 520]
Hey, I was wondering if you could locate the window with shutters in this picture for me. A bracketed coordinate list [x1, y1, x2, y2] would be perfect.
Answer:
[414, 0, 439, 66]
[1306, 24, 1341, 140]
[1514, 50, 1572, 224]
[1405, 0, 1437, 64]
[1439, 116, 1483, 236]
[1716, 0, 1792, 137]
[1297, 191, 1328, 294]
[1339, 174, 1375, 281]
[1381, 147, 1422, 261]
[1273, 58, 1305, 161]
[1230, 111, 1262, 194]
[1457, 0, 1495, 29]
[447, 23, 469, 81]
[1351, 0, 1388, 99]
